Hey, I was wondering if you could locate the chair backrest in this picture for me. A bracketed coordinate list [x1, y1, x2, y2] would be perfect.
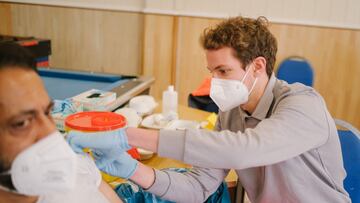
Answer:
[334, 119, 360, 203]
[276, 56, 314, 87]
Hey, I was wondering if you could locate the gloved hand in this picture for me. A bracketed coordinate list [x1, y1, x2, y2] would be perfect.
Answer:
[66, 129, 131, 159]
[94, 151, 138, 179]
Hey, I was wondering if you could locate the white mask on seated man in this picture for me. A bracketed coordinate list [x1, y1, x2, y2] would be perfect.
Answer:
[1, 131, 77, 195]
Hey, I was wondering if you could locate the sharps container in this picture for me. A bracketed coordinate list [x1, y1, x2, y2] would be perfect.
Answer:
[65, 111, 140, 183]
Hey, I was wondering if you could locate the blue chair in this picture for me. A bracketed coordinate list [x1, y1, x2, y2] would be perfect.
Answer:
[276, 56, 314, 87]
[334, 119, 360, 203]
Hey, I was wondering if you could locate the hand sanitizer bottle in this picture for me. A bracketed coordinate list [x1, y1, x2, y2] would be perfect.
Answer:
[162, 85, 178, 121]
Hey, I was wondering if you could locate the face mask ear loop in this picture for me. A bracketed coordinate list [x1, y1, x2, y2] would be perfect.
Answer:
[249, 77, 258, 94]
[241, 65, 251, 83]
[243, 63, 258, 94]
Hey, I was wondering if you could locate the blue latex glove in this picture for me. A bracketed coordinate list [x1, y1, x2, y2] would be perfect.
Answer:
[94, 151, 139, 179]
[66, 129, 131, 158]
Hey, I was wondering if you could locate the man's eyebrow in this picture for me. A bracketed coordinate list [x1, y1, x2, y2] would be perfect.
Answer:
[9, 101, 54, 119]
[11, 109, 37, 118]
[208, 65, 227, 72]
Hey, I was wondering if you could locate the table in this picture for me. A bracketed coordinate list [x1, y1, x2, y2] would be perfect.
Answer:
[138, 103, 238, 188]
[39, 67, 154, 111]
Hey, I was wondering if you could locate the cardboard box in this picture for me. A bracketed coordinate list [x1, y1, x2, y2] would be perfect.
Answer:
[71, 89, 116, 111]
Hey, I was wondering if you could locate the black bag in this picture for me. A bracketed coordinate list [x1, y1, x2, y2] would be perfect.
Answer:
[188, 94, 218, 113]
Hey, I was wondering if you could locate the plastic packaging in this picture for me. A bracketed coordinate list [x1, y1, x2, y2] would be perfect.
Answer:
[162, 85, 178, 120]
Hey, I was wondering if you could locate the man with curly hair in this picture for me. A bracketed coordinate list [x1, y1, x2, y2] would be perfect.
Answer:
[68, 16, 350, 203]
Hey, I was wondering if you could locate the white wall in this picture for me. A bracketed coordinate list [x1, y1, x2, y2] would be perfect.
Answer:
[0, 0, 144, 11]
[144, 0, 360, 29]
[1, 0, 359, 29]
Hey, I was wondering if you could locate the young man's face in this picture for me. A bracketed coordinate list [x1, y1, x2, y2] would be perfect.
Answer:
[206, 46, 256, 88]
[0, 67, 56, 173]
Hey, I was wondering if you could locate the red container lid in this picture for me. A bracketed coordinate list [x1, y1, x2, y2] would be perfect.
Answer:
[65, 112, 126, 131]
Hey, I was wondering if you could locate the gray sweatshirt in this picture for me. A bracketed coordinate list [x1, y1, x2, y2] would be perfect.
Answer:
[147, 74, 351, 203]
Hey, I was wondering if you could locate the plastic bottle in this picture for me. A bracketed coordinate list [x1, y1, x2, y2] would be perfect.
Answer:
[162, 85, 178, 120]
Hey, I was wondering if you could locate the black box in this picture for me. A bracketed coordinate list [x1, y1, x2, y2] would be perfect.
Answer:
[0, 35, 51, 58]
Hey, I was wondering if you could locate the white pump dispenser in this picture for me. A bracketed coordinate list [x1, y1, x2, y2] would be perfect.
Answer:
[162, 85, 178, 120]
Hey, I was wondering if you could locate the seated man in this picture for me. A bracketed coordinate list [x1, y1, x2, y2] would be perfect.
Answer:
[0, 43, 123, 203]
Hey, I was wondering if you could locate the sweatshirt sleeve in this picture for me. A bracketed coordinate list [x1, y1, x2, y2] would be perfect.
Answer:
[158, 92, 330, 169]
[146, 167, 228, 203]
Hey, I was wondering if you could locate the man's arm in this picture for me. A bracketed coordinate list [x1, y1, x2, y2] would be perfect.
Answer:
[94, 155, 227, 203]
[86, 150, 226, 203]
[129, 162, 228, 203]
[163, 93, 330, 169]
[126, 128, 159, 152]
[130, 162, 156, 189]
[127, 92, 330, 170]
[98, 180, 123, 203]
[73, 154, 123, 203]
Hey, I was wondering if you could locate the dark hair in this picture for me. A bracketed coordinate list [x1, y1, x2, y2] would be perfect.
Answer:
[0, 42, 37, 71]
[201, 16, 277, 78]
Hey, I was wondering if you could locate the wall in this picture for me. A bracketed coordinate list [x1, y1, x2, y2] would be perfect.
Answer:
[0, 2, 359, 128]
[1, 3, 143, 75]
[3, 0, 359, 29]
[142, 14, 176, 100]
[0, 3, 12, 34]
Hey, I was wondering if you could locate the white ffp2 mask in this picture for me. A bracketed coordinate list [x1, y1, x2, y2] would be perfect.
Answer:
[210, 66, 258, 112]
[10, 131, 77, 196]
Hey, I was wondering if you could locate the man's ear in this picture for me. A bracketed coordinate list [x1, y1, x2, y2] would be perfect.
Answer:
[252, 57, 267, 77]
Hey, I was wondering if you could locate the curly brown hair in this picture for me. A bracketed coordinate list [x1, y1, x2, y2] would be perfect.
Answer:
[201, 16, 277, 78]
